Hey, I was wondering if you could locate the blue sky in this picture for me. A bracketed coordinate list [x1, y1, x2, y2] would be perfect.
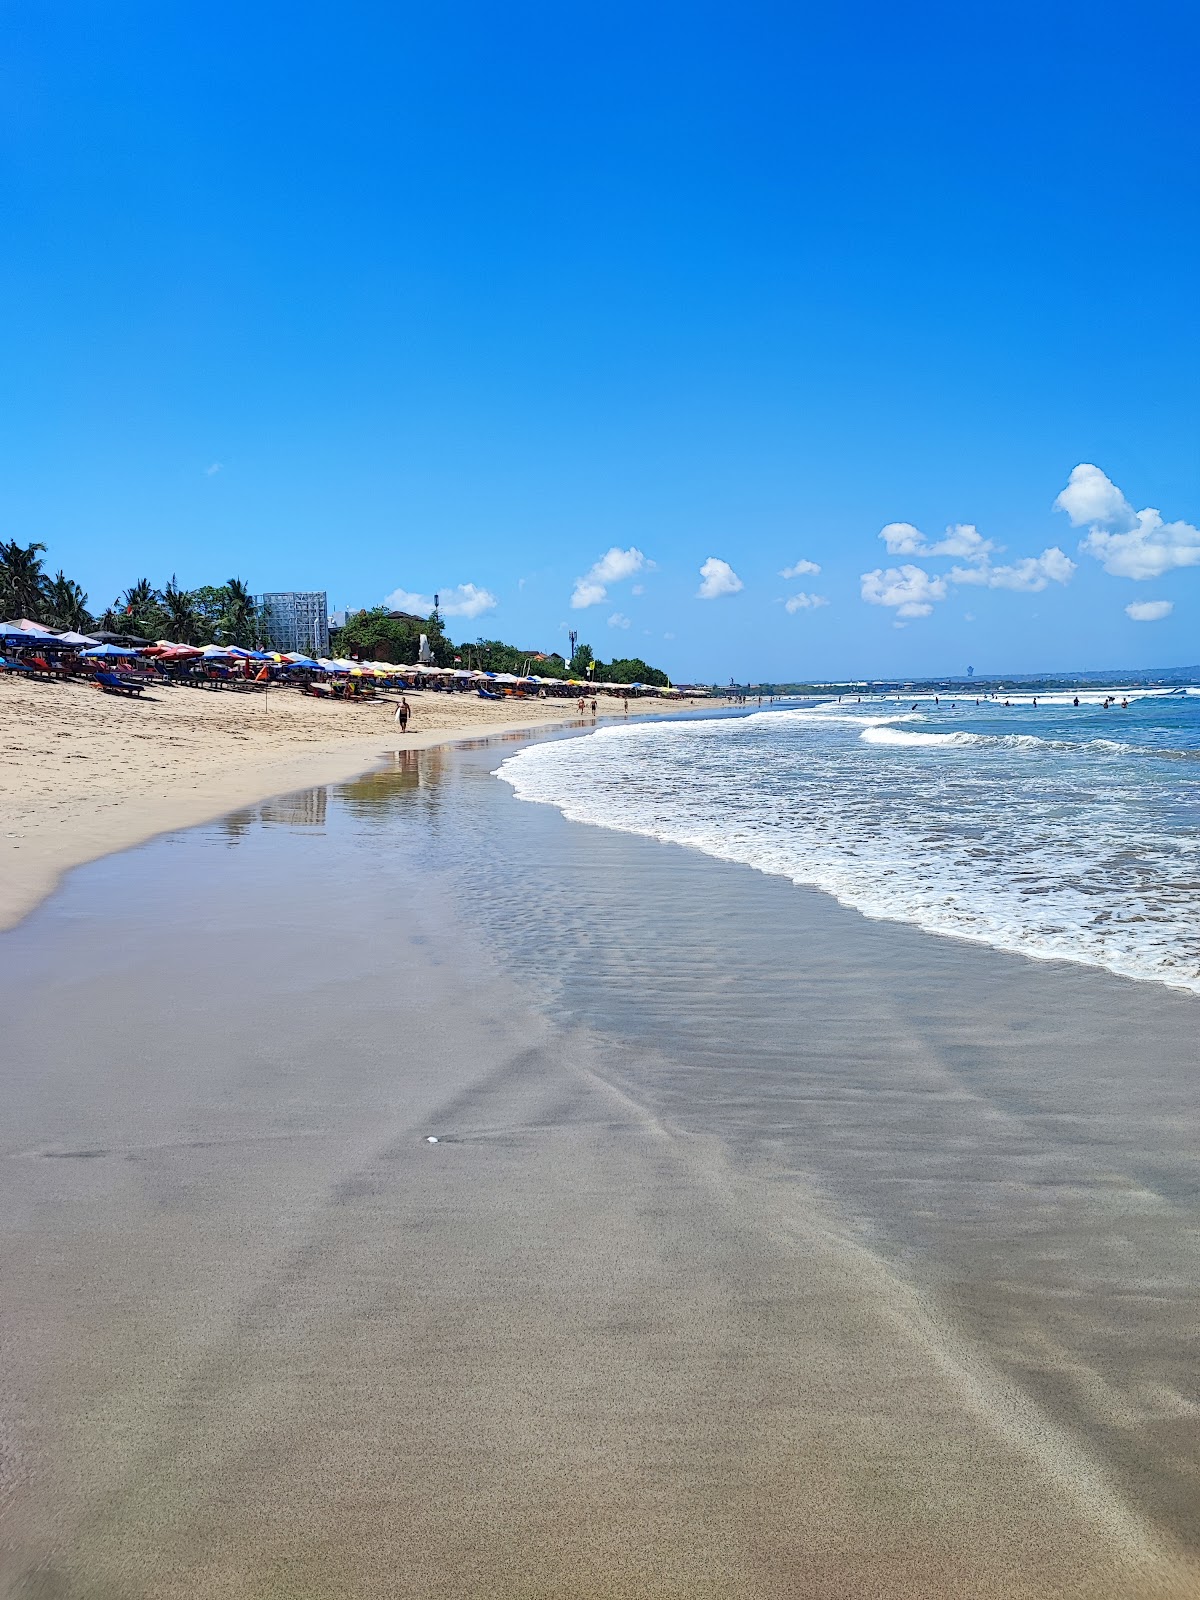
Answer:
[2, 1, 1197, 680]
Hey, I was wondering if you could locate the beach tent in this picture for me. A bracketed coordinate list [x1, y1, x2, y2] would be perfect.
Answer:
[81, 643, 138, 658]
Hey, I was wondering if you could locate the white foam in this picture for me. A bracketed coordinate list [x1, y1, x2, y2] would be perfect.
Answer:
[496, 710, 1200, 995]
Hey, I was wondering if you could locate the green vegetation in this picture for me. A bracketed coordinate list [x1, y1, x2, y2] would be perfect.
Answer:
[333, 609, 673, 684]
[333, 606, 455, 665]
[0, 541, 263, 645]
[2, 539, 676, 681]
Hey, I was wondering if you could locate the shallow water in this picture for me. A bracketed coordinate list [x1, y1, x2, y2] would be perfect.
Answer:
[498, 691, 1200, 991]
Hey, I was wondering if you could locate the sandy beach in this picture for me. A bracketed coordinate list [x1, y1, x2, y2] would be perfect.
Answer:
[0, 676, 718, 932]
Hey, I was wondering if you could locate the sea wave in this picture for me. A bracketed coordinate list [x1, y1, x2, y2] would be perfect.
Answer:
[496, 713, 1200, 995]
[859, 726, 1199, 760]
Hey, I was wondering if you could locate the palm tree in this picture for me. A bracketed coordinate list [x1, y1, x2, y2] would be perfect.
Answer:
[163, 575, 199, 643]
[119, 578, 165, 639]
[44, 571, 92, 631]
[222, 577, 256, 647]
[0, 540, 49, 621]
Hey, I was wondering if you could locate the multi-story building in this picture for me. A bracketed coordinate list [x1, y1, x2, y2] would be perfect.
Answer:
[259, 591, 330, 658]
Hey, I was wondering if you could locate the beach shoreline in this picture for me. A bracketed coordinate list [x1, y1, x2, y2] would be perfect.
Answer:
[0, 675, 730, 932]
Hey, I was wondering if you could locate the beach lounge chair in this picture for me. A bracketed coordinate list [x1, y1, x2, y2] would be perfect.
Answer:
[0, 655, 34, 676]
[27, 654, 68, 679]
[95, 669, 145, 697]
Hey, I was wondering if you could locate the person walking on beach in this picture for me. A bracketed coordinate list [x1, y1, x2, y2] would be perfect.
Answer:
[623, 695, 629, 714]
[590, 697, 598, 717]
[394, 697, 410, 732]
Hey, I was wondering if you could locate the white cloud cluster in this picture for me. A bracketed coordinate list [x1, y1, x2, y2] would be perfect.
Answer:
[950, 546, 1076, 592]
[780, 558, 821, 578]
[784, 591, 829, 614]
[864, 515, 1075, 621]
[697, 557, 743, 599]
[879, 522, 995, 563]
[607, 611, 631, 628]
[571, 547, 648, 609]
[1126, 599, 1173, 622]
[1056, 463, 1200, 580]
[861, 564, 948, 619]
[385, 582, 497, 619]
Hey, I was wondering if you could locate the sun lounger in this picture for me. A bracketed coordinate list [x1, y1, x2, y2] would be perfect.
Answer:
[0, 656, 34, 675]
[27, 654, 69, 678]
[95, 669, 145, 697]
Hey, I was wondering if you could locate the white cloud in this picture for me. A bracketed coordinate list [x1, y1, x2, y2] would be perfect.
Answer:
[607, 611, 631, 628]
[784, 591, 830, 614]
[879, 522, 995, 563]
[1125, 599, 1174, 622]
[384, 583, 498, 619]
[1056, 464, 1200, 580]
[780, 558, 821, 578]
[631, 583, 645, 596]
[949, 546, 1076, 592]
[205, 461, 223, 476]
[860, 564, 948, 619]
[1083, 511, 1200, 580]
[571, 546, 648, 608]
[663, 631, 675, 640]
[697, 557, 743, 599]
[1054, 463, 1137, 531]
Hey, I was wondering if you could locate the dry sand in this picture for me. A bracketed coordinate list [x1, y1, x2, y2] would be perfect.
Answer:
[0, 674, 716, 931]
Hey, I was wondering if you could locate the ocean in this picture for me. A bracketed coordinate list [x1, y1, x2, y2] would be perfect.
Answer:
[497, 688, 1200, 994]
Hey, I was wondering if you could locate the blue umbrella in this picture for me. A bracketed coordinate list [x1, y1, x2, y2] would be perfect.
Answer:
[81, 644, 139, 658]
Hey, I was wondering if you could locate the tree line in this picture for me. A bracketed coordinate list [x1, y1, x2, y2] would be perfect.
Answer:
[0, 540, 262, 646]
[333, 607, 671, 685]
[2, 541, 673, 681]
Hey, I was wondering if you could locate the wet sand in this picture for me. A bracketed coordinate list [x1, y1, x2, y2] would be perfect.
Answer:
[0, 737, 1197, 1598]
[0, 674, 718, 931]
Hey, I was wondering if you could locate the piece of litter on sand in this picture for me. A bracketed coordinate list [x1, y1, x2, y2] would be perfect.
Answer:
[425, 1136, 439, 1144]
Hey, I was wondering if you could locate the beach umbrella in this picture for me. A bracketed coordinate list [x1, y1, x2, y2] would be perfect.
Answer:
[81, 643, 138, 657]
[1, 618, 60, 636]
[55, 631, 101, 646]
